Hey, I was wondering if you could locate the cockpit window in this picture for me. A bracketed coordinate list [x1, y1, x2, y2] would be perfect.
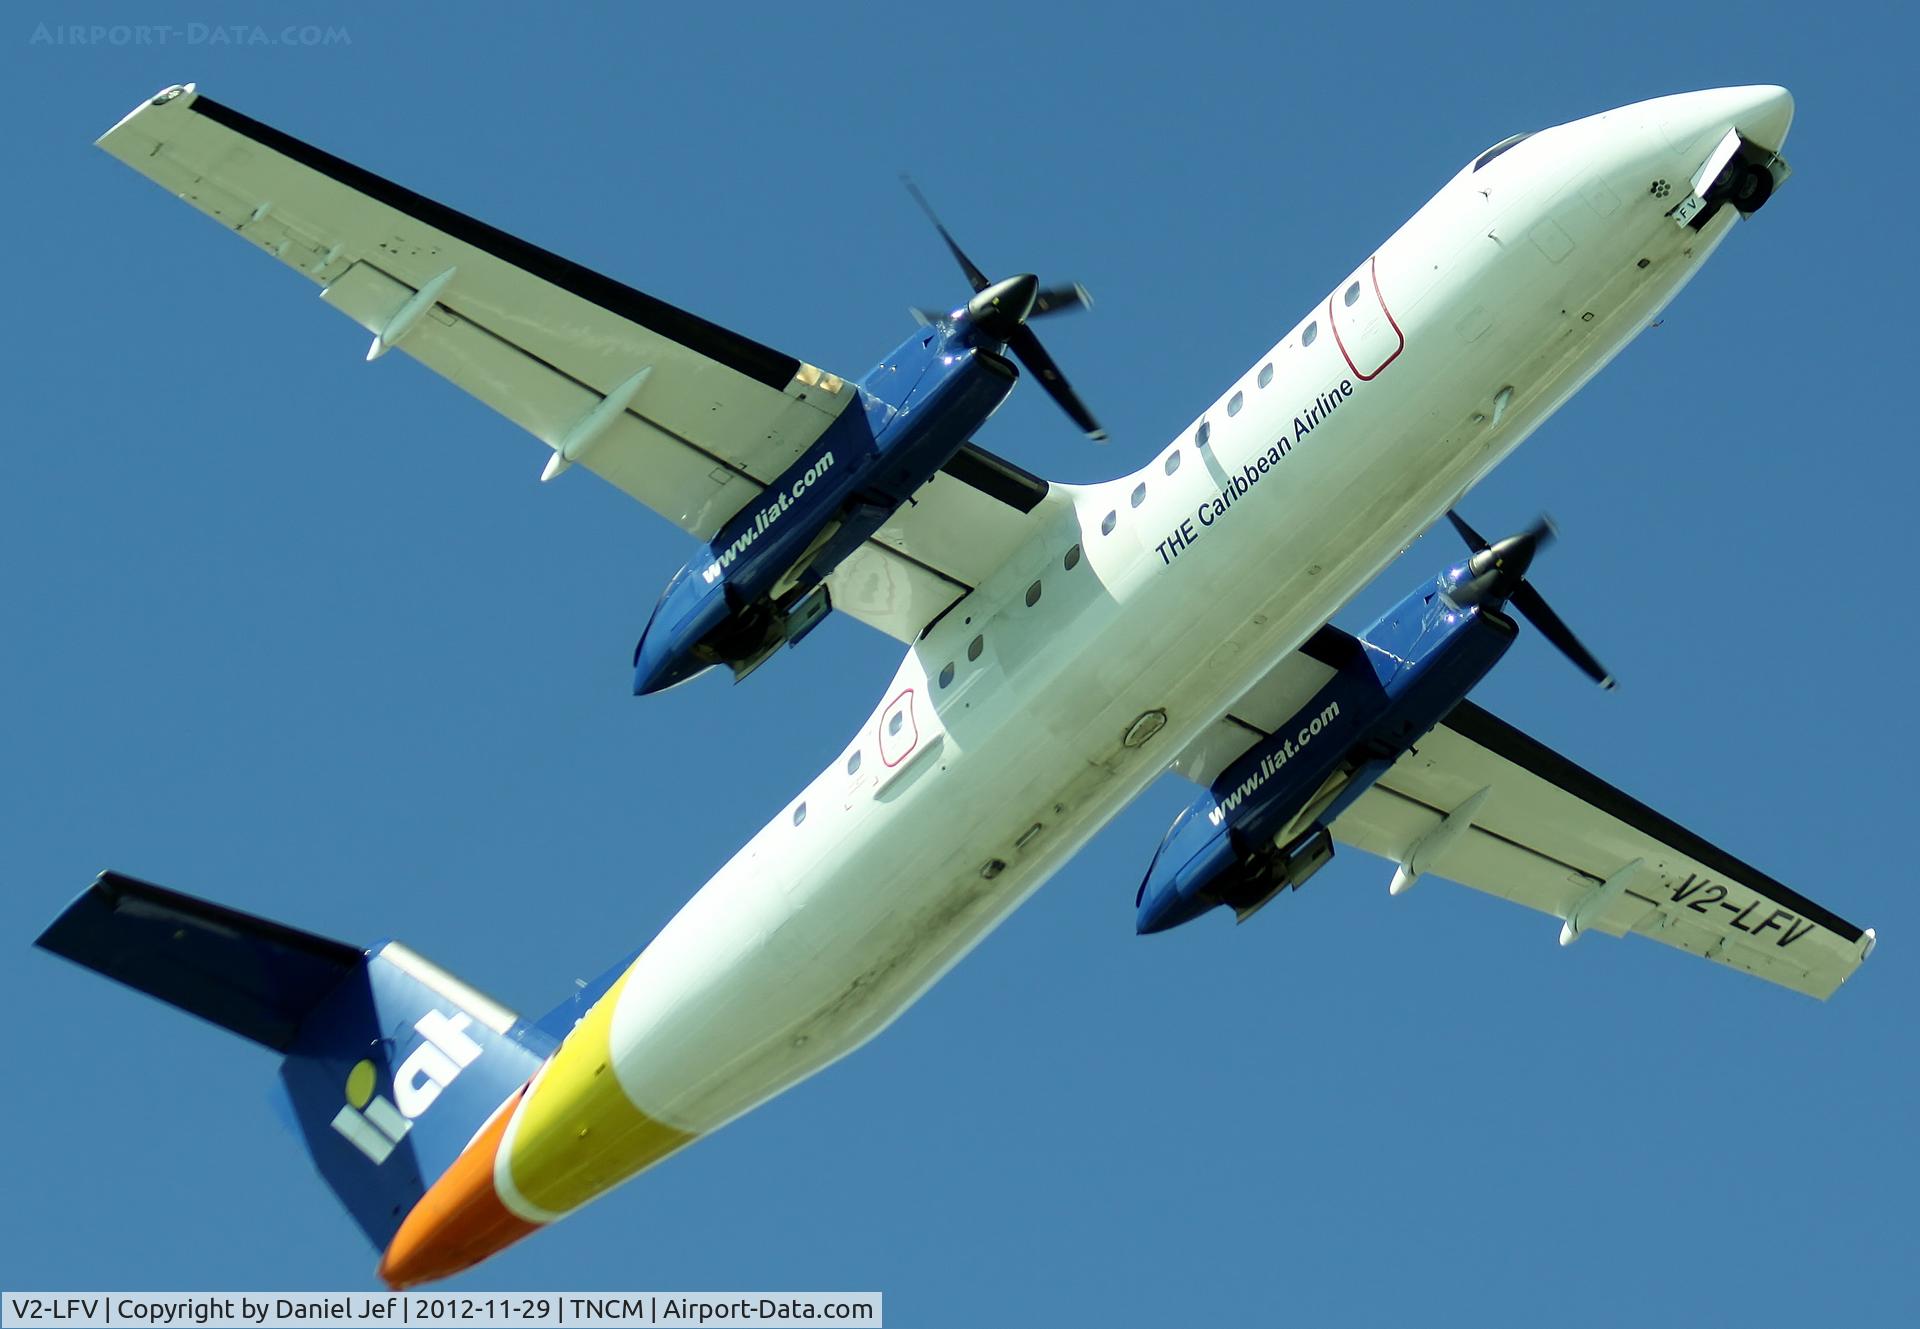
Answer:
[1472, 132, 1533, 171]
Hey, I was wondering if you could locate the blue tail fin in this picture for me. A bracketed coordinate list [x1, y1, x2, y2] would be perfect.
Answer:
[36, 872, 555, 1249]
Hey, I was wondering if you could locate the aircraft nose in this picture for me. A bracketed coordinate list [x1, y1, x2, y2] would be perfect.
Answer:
[1662, 84, 1794, 156]
[1736, 85, 1794, 152]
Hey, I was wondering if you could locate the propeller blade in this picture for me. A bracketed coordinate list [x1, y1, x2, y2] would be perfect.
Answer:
[1030, 282, 1093, 318]
[1509, 582, 1616, 690]
[902, 176, 991, 294]
[1008, 325, 1107, 441]
[900, 179, 1105, 442]
[1445, 509, 1490, 552]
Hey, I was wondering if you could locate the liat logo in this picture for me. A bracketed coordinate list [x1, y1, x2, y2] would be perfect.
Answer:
[329, 1009, 485, 1165]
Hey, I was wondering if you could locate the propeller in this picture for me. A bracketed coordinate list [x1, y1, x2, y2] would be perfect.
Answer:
[1444, 510, 1616, 690]
[902, 177, 1107, 441]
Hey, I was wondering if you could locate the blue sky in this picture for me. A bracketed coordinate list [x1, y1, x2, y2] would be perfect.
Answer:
[4, 2, 1915, 1323]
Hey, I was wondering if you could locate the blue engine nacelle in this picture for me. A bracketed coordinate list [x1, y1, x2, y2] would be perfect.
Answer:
[1136, 807, 1338, 934]
[1136, 557, 1528, 935]
[629, 226, 1111, 698]
[631, 319, 1021, 695]
[631, 562, 743, 696]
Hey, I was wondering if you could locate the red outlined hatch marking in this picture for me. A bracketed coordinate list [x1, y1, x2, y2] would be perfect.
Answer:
[1329, 255, 1405, 381]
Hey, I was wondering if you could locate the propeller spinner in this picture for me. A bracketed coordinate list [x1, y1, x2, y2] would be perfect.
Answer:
[1444, 510, 1615, 690]
[902, 177, 1107, 441]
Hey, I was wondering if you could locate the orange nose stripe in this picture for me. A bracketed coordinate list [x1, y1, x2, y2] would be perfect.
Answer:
[378, 1087, 541, 1290]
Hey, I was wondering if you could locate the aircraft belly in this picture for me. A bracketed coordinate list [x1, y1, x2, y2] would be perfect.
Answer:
[594, 330, 1562, 1133]
[501, 130, 1750, 1220]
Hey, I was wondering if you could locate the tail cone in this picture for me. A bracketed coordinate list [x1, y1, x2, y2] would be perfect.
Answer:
[378, 1088, 541, 1289]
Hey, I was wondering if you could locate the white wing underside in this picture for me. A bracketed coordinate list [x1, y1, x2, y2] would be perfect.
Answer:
[1172, 629, 1873, 999]
[98, 85, 1053, 644]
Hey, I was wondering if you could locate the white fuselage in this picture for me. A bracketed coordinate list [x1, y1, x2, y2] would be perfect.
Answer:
[578, 90, 1786, 1157]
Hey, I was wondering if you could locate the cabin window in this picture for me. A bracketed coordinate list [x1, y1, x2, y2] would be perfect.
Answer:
[968, 633, 984, 661]
[1130, 482, 1146, 508]
[1025, 579, 1043, 607]
[1302, 321, 1318, 347]
[1344, 281, 1361, 307]
[846, 750, 861, 775]
[1064, 543, 1082, 571]
[1101, 510, 1117, 535]
[938, 662, 955, 689]
[888, 710, 904, 736]
[1258, 363, 1273, 388]
[1166, 448, 1183, 474]
[792, 802, 807, 826]
[1227, 391, 1243, 417]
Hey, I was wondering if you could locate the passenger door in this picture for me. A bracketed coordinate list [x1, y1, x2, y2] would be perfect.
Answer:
[1328, 256, 1404, 381]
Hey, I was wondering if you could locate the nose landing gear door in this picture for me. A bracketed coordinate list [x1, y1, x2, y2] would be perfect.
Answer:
[1328, 255, 1404, 381]
[1671, 128, 1789, 230]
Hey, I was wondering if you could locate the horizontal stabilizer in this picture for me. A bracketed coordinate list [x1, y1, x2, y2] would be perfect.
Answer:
[35, 871, 364, 1051]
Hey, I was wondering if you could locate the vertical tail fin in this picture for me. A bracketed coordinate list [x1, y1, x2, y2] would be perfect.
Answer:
[35, 872, 555, 1250]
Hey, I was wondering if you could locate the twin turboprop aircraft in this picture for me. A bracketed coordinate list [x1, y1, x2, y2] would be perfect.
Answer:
[38, 83, 1875, 1288]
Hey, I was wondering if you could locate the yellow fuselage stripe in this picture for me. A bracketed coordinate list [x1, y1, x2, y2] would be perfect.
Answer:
[506, 970, 696, 1214]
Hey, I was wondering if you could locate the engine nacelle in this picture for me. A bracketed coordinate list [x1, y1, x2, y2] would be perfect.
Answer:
[1134, 551, 1532, 935]
[631, 562, 784, 696]
[631, 330, 1019, 696]
[1135, 806, 1335, 934]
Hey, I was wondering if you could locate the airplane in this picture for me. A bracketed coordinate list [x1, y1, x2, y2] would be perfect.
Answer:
[37, 83, 1875, 1290]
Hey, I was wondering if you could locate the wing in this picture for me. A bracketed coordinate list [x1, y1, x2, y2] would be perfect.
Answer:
[1168, 626, 1360, 787]
[97, 85, 1045, 644]
[831, 443, 1059, 637]
[1172, 629, 1875, 999]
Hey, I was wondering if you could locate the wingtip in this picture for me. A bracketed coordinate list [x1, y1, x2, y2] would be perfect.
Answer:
[99, 83, 197, 147]
[1088, 429, 1110, 443]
